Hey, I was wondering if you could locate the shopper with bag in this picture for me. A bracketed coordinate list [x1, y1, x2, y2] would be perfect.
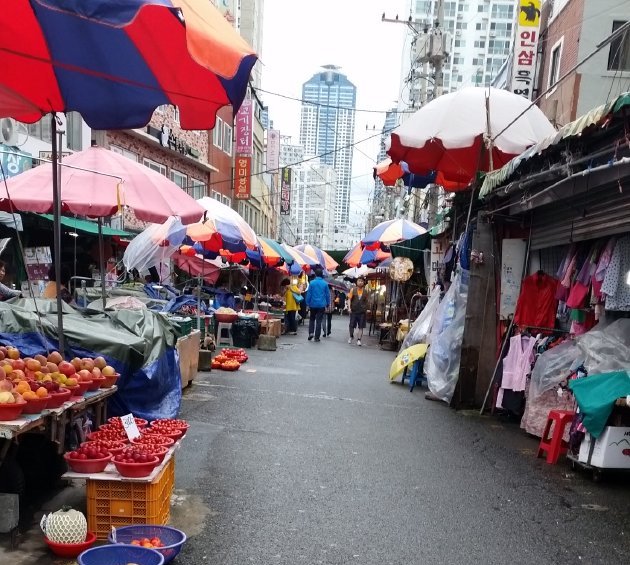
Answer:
[347, 276, 369, 346]
[281, 278, 302, 335]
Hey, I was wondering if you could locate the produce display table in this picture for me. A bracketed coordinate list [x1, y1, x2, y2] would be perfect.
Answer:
[0, 386, 118, 465]
[63, 442, 180, 539]
[176, 330, 200, 389]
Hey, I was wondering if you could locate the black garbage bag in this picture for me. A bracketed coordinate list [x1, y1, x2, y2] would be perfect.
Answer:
[231, 318, 259, 348]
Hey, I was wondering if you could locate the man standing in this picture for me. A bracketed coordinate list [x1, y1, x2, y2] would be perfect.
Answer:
[305, 267, 330, 342]
[347, 276, 369, 346]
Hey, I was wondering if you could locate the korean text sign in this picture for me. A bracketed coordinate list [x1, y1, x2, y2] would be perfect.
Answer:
[235, 99, 253, 156]
[509, 0, 541, 100]
[234, 156, 251, 200]
[280, 168, 291, 216]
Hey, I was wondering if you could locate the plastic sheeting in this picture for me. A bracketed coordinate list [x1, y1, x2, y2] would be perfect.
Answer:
[400, 290, 440, 351]
[0, 300, 182, 420]
[529, 318, 630, 399]
[123, 217, 187, 273]
[424, 270, 469, 403]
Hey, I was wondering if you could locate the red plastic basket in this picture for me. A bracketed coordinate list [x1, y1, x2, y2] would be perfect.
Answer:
[0, 401, 25, 421]
[46, 388, 72, 409]
[76, 380, 92, 395]
[21, 395, 50, 414]
[101, 373, 119, 388]
[113, 456, 160, 478]
[64, 452, 112, 474]
[87, 376, 105, 391]
[45, 532, 96, 558]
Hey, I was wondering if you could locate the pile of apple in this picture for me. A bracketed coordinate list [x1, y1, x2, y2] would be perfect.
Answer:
[0, 345, 118, 406]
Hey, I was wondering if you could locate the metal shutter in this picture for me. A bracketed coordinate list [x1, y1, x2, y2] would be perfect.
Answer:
[531, 182, 630, 250]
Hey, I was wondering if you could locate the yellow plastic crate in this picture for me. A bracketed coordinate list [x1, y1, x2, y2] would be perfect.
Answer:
[87, 458, 175, 539]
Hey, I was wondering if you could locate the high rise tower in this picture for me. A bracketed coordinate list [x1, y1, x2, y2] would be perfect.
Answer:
[299, 66, 356, 225]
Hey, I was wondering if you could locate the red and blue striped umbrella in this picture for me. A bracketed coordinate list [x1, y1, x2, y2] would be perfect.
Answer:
[294, 244, 339, 272]
[343, 242, 391, 267]
[361, 219, 427, 250]
[0, 0, 257, 129]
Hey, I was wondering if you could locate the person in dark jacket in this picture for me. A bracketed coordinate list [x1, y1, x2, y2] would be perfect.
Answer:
[305, 267, 330, 342]
[347, 276, 369, 346]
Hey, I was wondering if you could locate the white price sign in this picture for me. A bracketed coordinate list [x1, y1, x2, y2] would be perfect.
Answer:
[120, 413, 141, 441]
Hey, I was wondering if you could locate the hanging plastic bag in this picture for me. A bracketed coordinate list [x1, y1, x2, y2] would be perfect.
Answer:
[424, 270, 469, 403]
[400, 290, 440, 351]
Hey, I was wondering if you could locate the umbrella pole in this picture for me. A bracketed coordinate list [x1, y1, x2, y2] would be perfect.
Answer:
[197, 254, 203, 332]
[51, 115, 65, 354]
[98, 218, 107, 310]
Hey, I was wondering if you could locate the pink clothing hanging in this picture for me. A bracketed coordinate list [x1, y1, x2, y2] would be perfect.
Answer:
[497, 334, 537, 408]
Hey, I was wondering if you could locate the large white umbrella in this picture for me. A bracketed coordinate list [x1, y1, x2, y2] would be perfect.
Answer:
[387, 87, 556, 189]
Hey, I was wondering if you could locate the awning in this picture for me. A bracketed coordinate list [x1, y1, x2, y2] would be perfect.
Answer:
[390, 232, 431, 262]
[479, 91, 630, 199]
[39, 214, 133, 237]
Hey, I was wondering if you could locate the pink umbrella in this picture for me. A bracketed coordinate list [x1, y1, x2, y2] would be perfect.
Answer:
[173, 250, 222, 285]
[0, 146, 204, 224]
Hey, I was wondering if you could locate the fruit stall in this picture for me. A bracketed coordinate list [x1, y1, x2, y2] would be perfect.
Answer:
[34, 417, 190, 563]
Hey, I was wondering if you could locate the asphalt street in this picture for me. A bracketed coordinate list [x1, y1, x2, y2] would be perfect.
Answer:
[175, 316, 630, 565]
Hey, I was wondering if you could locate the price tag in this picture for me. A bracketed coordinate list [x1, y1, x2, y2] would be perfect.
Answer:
[120, 413, 141, 441]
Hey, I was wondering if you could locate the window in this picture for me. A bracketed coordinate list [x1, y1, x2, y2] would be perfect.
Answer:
[142, 158, 167, 176]
[222, 124, 233, 156]
[608, 21, 630, 71]
[212, 190, 222, 201]
[110, 145, 138, 162]
[66, 112, 82, 151]
[27, 118, 52, 143]
[548, 39, 563, 89]
[213, 118, 224, 149]
[222, 195, 231, 208]
[454, 39, 466, 48]
[190, 178, 206, 199]
[170, 169, 187, 190]
[474, 40, 486, 49]
[456, 22, 467, 30]
[491, 4, 514, 19]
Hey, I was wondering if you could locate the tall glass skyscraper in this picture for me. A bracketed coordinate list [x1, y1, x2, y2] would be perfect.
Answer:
[299, 66, 356, 225]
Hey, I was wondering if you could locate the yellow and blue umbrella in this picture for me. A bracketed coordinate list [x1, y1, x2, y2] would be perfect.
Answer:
[389, 344, 428, 381]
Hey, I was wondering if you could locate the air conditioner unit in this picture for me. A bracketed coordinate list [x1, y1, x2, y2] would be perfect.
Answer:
[489, 32, 496, 37]
[0, 118, 18, 146]
[457, 13, 463, 19]
[455, 30, 462, 37]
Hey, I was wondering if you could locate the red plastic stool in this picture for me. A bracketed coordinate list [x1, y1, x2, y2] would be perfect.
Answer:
[537, 409, 576, 464]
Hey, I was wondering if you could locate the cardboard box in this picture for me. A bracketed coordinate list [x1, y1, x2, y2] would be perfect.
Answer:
[578, 426, 630, 469]
[260, 318, 282, 337]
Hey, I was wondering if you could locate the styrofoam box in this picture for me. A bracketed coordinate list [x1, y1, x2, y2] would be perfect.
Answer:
[578, 426, 630, 469]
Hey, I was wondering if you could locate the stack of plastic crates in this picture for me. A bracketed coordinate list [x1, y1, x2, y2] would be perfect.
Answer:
[87, 458, 175, 539]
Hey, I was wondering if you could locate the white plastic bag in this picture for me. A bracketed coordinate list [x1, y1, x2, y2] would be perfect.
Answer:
[401, 290, 440, 351]
[424, 270, 469, 403]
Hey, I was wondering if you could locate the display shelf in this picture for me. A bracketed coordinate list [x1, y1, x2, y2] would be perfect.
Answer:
[62, 441, 180, 483]
[0, 386, 117, 439]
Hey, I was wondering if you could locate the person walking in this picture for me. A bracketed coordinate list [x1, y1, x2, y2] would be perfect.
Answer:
[347, 276, 369, 346]
[280, 278, 301, 335]
[323, 285, 334, 337]
[305, 267, 330, 342]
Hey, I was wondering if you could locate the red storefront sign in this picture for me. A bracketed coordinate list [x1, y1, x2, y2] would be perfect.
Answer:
[234, 156, 251, 200]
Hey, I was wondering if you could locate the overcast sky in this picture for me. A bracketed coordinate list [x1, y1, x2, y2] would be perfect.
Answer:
[261, 0, 410, 225]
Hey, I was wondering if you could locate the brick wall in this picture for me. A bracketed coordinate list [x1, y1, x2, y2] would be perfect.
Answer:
[537, 0, 585, 124]
[208, 105, 235, 198]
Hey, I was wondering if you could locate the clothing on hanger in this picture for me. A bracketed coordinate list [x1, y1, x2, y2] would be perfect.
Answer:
[514, 272, 559, 329]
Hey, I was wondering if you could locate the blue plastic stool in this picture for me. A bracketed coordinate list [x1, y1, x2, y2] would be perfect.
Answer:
[401, 358, 425, 392]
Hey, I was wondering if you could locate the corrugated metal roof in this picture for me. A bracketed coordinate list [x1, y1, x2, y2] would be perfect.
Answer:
[479, 91, 630, 199]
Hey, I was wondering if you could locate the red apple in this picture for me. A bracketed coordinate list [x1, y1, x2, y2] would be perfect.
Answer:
[25, 358, 41, 372]
[11, 370, 25, 381]
[94, 357, 107, 370]
[81, 358, 95, 371]
[0, 366, 5, 380]
[92, 367, 102, 378]
[39, 366, 50, 374]
[47, 351, 63, 365]
[77, 369, 92, 382]
[70, 357, 82, 371]
[46, 362, 59, 373]
[58, 361, 76, 377]
[34, 354, 48, 366]
[0, 346, 7, 357]
[25, 369, 37, 380]
[11, 359, 25, 372]
[7, 347, 20, 360]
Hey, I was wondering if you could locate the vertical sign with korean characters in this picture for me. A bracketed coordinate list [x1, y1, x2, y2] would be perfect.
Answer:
[280, 168, 291, 216]
[509, 0, 541, 100]
[234, 156, 251, 200]
[266, 129, 280, 171]
[235, 99, 253, 156]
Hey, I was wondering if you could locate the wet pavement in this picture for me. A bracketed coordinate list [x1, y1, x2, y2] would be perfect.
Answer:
[2, 316, 629, 564]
